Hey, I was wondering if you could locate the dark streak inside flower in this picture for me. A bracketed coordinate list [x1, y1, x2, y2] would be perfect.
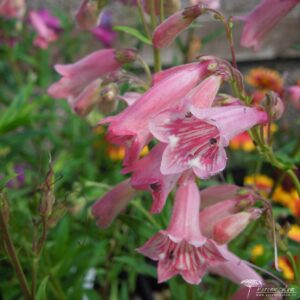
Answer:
[185, 112, 192, 118]
[168, 250, 174, 260]
[209, 138, 217, 145]
[150, 182, 161, 191]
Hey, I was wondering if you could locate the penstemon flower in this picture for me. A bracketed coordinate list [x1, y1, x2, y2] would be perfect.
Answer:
[137, 174, 226, 284]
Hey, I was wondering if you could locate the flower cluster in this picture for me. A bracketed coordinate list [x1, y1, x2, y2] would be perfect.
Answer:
[47, 0, 299, 289]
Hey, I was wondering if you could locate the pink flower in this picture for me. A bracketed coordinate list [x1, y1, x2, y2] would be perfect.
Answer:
[153, 5, 203, 48]
[0, 0, 25, 19]
[101, 61, 214, 166]
[189, 0, 220, 9]
[137, 175, 225, 284]
[29, 10, 61, 49]
[91, 10, 116, 47]
[287, 85, 300, 110]
[48, 48, 137, 115]
[237, 0, 300, 50]
[123, 143, 180, 214]
[150, 105, 268, 179]
[75, 0, 99, 30]
[92, 179, 136, 228]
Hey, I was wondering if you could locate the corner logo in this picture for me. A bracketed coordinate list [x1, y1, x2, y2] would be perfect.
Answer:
[240, 279, 264, 298]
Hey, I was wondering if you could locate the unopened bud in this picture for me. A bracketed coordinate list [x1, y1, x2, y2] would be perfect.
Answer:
[213, 212, 252, 244]
[39, 166, 55, 218]
[75, 0, 100, 30]
[115, 48, 137, 64]
[182, 5, 204, 19]
[47, 202, 67, 228]
[263, 91, 285, 120]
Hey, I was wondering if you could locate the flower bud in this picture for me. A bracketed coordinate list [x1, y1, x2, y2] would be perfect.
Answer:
[98, 83, 119, 114]
[263, 91, 284, 120]
[114, 48, 137, 64]
[75, 0, 100, 30]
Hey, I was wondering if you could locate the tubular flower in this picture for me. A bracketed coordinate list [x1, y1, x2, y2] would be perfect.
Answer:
[153, 5, 203, 48]
[123, 143, 180, 214]
[137, 175, 225, 284]
[48, 48, 137, 115]
[150, 105, 268, 179]
[101, 60, 215, 166]
[29, 9, 61, 49]
[92, 179, 136, 228]
[237, 0, 300, 50]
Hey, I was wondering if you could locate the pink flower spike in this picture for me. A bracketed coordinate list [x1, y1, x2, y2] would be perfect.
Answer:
[153, 5, 203, 48]
[287, 85, 300, 110]
[137, 176, 225, 284]
[124, 143, 180, 214]
[237, 0, 300, 50]
[92, 179, 136, 228]
[209, 246, 263, 285]
[102, 62, 211, 166]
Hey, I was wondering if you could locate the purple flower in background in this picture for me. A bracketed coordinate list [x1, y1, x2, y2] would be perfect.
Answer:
[4, 165, 26, 189]
[91, 10, 116, 47]
[29, 9, 62, 49]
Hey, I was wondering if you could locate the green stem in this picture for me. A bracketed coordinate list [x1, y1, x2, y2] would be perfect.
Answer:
[286, 169, 300, 199]
[286, 251, 299, 284]
[159, 0, 164, 23]
[130, 200, 161, 230]
[137, 55, 152, 85]
[150, 0, 161, 72]
[0, 210, 32, 300]
[137, 0, 151, 39]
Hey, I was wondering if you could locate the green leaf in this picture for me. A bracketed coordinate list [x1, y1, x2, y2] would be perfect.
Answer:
[113, 26, 152, 45]
[36, 276, 49, 300]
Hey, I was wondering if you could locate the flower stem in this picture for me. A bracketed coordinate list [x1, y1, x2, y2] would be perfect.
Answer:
[150, 0, 161, 72]
[0, 209, 32, 300]
[159, 0, 164, 23]
[137, 0, 151, 39]
[137, 55, 152, 85]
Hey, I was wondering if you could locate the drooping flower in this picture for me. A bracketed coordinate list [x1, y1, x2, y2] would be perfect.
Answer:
[0, 0, 25, 19]
[153, 5, 203, 48]
[137, 175, 225, 284]
[123, 143, 180, 214]
[236, 0, 300, 50]
[91, 10, 116, 47]
[150, 105, 268, 179]
[48, 48, 137, 115]
[29, 9, 62, 49]
[92, 179, 136, 228]
[101, 60, 215, 165]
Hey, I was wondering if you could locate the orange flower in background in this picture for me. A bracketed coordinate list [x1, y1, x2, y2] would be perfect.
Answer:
[273, 187, 300, 217]
[278, 257, 295, 281]
[288, 225, 300, 243]
[244, 174, 274, 196]
[246, 67, 283, 94]
[230, 124, 277, 152]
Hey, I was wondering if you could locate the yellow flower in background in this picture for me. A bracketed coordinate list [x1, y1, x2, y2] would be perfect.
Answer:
[244, 174, 274, 196]
[107, 145, 149, 161]
[246, 67, 283, 93]
[251, 244, 264, 260]
[288, 225, 300, 243]
[273, 187, 300, 217]
[278, 257, 295, 281]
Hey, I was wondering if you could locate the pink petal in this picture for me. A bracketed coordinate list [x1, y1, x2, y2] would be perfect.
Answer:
[209, 246, 262, 284]
[236, 0, 300, 50]
[287, 85, 300, 110]
[117, 92, 141, 106]
[153, 6, 203, 48]
[92, 179, 136, 228]
[124, 143, 180, 214]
